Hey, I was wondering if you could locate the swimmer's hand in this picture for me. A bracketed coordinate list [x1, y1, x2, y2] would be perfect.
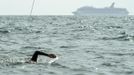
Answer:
[48, 54, 56, 58]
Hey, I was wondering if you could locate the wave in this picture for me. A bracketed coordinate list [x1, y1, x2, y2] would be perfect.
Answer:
[101, 35, 134, 41]
[22, 46, 43, 49]
[105, 52, 134, 56]
[106, 26, 122, 29]
[60, 46, 77, 49]
[0, 30, 9, 34]
[51, 63, 69, 69]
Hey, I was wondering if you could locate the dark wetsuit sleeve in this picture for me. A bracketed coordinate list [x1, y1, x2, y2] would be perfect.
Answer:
[30, 51, 49, 62]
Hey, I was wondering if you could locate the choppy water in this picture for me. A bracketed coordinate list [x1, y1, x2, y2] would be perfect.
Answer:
[0, 16, 134, 75]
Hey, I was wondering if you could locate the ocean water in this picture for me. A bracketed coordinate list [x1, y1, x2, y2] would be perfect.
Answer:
[0, 16, 134, 75]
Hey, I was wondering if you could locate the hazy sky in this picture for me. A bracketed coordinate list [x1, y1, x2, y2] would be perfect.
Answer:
[0, 0, 133, 15]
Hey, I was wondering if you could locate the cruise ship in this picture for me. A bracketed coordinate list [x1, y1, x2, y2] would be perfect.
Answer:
[73, 3, 129, 16]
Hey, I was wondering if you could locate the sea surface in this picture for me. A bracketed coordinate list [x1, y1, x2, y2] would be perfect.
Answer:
[0, 16, 134, 75]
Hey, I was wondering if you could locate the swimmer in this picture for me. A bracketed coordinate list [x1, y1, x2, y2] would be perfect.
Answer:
[26, 51, 56, 63]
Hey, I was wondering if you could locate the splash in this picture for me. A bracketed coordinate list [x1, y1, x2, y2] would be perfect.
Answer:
[48, 57, 59, 64]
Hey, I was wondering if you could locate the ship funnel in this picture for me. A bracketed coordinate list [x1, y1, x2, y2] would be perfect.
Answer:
[110, 2, 115, 8]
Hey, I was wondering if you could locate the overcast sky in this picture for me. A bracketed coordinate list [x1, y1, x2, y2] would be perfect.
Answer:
[0, 0, 133, 15]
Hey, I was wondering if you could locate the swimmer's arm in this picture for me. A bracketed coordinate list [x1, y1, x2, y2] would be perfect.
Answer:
[29, 51, 56, 63]
[37, 51, 56, 58]
[30, 51, 49, 62]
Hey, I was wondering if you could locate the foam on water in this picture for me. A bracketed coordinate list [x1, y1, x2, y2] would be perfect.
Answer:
[48, 57, 59, 64]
